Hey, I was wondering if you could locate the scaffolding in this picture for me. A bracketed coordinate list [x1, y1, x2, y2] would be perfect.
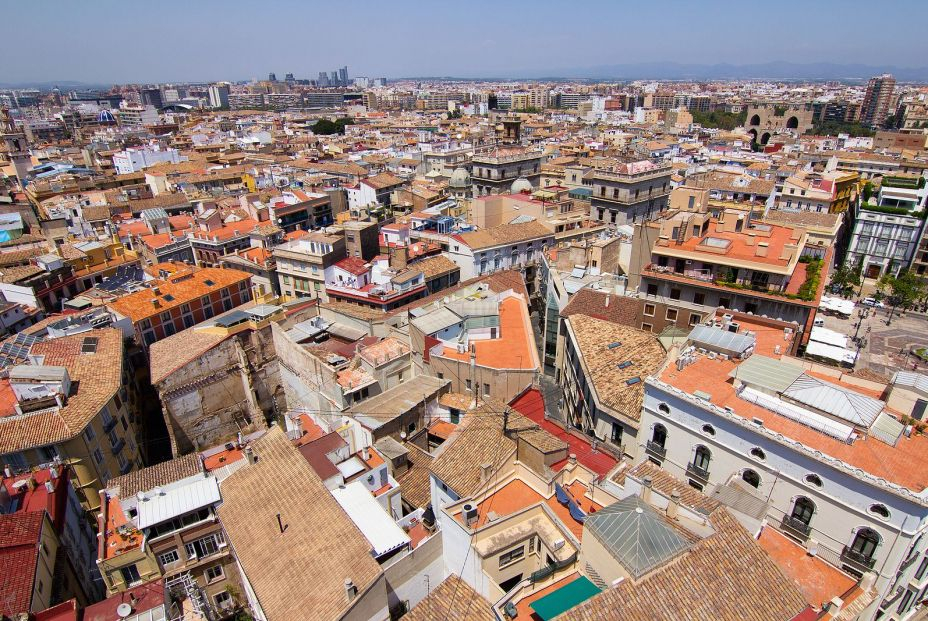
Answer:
[165, 572, 212, 621]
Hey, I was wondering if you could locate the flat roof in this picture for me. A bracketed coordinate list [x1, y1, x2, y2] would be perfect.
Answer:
[530, 576, 601, 621]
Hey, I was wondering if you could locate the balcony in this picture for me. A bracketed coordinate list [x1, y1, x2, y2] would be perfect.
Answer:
[110, 438, 126, 455]
[103, 417, 118, 433]
[645, 441, 666, 459]
[119, 460, 133, 475]
[780, 515, 812, 539]
[841, 546, 876, 571]
[686, 462, 710, 482]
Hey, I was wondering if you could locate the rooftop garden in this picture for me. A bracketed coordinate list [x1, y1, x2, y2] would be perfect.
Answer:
[859, 202, 926, 218]
[710, 257, 822, 302]
[882, 175, 925, 190]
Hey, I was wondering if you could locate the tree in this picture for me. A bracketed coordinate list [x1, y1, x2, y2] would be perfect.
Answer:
[830, 263, 861, 296]
[882, 270, 927, 324]
[862, 181, 874, 203]
[312, 117, 355, 135]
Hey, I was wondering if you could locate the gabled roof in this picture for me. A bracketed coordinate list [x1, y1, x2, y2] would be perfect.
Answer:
[402, 574, 495, 621]
[782, 373, 885, 428]
[0, 511, 44, 616]
[109, 453, 203, 498]
[217, 427, 381, 621]
[584, 496, 692, 579]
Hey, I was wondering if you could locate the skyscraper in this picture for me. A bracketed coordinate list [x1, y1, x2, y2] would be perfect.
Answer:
[330, 71, 339, 85]
[268, 72, 277, 82]
[339, 66, 348, 86]
[318, 71, 329, 87]
[861, 73, 896, 128]
[208, 83, 230, 109]
[140, 88, 163, 109]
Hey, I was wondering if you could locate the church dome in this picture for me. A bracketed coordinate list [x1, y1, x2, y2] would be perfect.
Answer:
[449, 167, 470, 188]
[511, 176, 533, 194]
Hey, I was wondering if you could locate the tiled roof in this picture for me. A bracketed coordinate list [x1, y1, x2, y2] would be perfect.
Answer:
[566, 314, 666, 423]
[618, 460, 721, 516]
[0, 329, 124, 454]
[402, 574, 495, 621]
[108, 453, 203, 498]
[150, 330, 229, 384]
[560, 288, 639, 326]
[106, 266, 251, 323]
[562, 507, 808, 621]
[334, 256, 370, 276]
[455, 220, 553, 250]
[0, 511, 44, 616]
[393, 444, 434, 509]
[217, 427, 381, 621]
[409, 254, 459, 279]
[362, 172, 406, 190]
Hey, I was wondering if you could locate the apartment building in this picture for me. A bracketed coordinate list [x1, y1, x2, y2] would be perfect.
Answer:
[0, 329, 142, 511]
[325, 256, 428, 311]
[862, 74, 896, 128]
[587, 160, 672, 226]
[471, 148, 545, 197]
[0, 464, 104, 610]
[273, 231, 347, 300]
[411, 288, 539, 404]
[97, 454, 244, 618]
[776, 170, 860, 214]
[638, 314, 928, 619]
[446, 220, 554, 283]
[630, 208, 820, 329]
[845, 205, 923, 279]
[107, 264, 253, 348]
[559, 315, 666, 461]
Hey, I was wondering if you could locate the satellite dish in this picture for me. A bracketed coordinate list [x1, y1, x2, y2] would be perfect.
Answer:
[117, 603, 133, 618]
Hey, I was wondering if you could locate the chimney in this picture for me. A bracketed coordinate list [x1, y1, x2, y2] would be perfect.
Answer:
[860, 571, 877, 592]
[361, 447, 371, 462]
[344, 578, 358, 603]
[641, 475, 653, 504]
[568, 454, 577, 465]
[604, 295, 610, 308]
[666, 490, 680, 521]
[245, 446, 256, 465]
[827, 596, 844, 616]
[152, 298, 161, 308]
[479, 462, 492, 486]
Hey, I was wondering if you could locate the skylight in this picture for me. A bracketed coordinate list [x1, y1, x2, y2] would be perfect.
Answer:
[607, 342, 622, 349]
[625, 376, 641, 386]
[618, 361, 633, 369]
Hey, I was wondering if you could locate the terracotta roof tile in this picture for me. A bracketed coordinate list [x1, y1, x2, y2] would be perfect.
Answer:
[108, 453, 202, 498]
[402, 574, 495, 621]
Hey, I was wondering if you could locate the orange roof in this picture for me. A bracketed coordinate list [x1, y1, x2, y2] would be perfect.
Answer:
[240, 247, 273, 265]
[190, 219, 259, 242]
[659, 356, 928, 493]
[138, 233, 176, 250]
[757, 527, 855, 610]
[283, 229, 309, 241]
[654, 219, 802, 268]
[428, 420, 457, 440]
[202, 446, 244, 471]
[101, 494, 142, 560]
[439, 296, 536, 370]
[107, 266, 251, 323]
[361, 447, 385, 469]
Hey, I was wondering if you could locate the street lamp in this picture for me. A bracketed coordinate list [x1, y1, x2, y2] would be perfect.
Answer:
[853, 308, 869, 341]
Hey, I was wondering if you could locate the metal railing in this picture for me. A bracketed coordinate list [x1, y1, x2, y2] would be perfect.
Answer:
[842, 546, 877, 570]
[686, 462, 710, 481]
[780, 515, 812, 538]
[646, 441, 666, 458]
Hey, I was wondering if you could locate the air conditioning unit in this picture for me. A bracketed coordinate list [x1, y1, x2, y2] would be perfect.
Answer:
[462, 503, 478, 526]
[552, 538, 566, 551]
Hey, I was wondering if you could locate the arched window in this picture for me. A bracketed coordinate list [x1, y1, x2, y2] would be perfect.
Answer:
[749, 114, 761, 126]
[750, 447, 766, 461]
[701, 424, 715, 436]
[849, 528, 881, 560]
[805, 473, 823, 488]
[692, 445, 711, 471]
[651, 424, 667, 448]
[869, 504, 890, 520]
[742, 469, 761, 489]
[790, 496, 815, 526]
[658, 403, 670, 415]
[786, 116, 799, 129]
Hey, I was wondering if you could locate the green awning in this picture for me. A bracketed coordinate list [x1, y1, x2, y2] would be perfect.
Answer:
[529, 576, 601, 620]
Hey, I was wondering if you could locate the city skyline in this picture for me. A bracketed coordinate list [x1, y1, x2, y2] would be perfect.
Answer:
[5, 0, 928, 85]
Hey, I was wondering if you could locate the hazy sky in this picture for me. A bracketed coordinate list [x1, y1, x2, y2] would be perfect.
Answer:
[5, 0, 928, 84]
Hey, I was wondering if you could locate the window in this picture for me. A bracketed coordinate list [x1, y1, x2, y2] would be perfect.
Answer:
[120, 564, 142, 586]
[81, 336, 98, 353]
[610, 423, 623, 446]
[701, 424, 715, 436]
[37, 445, 58, 462]
[83, 425, 96, 443]
[499, 545, 525, 568]
[665, 308, 678, 322]
[651, 424, 667, 447]
[805, 473, 823, 487]
[688, 313, 701, 326]
[483, 383, 490, 397]
[693, 292, 705, 305]
[185, 533, 224, 559]
[741, 469, 761, 488]
[205, 564, 224, 582]
[750, 447, 766, 461]
[848, 528, 880, 561]
[898, 589, 915, 614]
[692, 445, 711, 471]
[915, 557, 928, 580]
[644, 304, 655, 317]
[790, 497, 815, 525]
[214, 591, 232, 610]
[93, 449, 104, 465]
[465, 379, 472, 391]
[868, 504, 890, 520]
[158, 549, 179, 567]
[669, 288, 681, 300]
[528, 537, 535, 554]
[641, 322, 653, 332]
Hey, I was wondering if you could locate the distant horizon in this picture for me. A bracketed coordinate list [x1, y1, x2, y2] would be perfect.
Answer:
[5, 0, 927, 85]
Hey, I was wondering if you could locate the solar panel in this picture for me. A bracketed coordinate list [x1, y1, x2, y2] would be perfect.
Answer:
[607, 342, 622, 349]
[625, 377, 641, 386]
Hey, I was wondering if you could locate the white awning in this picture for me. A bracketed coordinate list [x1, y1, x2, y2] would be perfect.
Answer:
[331, 481, 410, 557]
[136, 476, 220, 529]
[804, 340, 858, 366]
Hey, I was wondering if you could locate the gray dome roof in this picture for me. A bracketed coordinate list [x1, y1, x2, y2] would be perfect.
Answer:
[449, 167, 470, 188]
[511, 176, 533, 194]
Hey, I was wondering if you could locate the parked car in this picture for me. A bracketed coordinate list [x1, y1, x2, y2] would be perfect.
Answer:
[862, 297, 885, 308]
